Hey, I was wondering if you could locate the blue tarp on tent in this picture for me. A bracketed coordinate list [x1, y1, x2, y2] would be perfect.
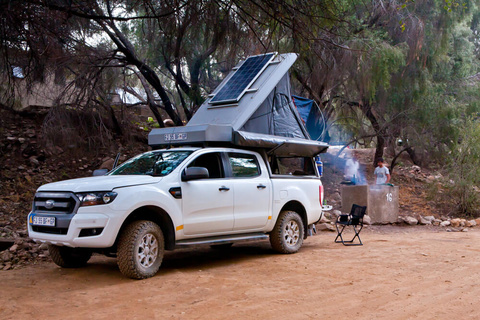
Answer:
[292, 95, 325, 141]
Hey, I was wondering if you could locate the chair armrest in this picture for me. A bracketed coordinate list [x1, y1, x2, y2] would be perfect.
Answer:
[337, 214, 349, 222]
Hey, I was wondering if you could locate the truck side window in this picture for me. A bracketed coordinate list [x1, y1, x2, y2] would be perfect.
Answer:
[188, 152, 224, 178]
[228, 153, 260, 177]
[272, 156, 315, 175]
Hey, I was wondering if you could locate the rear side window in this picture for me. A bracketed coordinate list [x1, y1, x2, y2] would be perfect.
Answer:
[228, 153, 260, 177]
[270, 156, 315, 176]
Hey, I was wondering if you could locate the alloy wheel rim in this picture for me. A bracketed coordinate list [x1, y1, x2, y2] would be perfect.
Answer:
[284, 220, 300, 246]
[137, 233, 158, 268]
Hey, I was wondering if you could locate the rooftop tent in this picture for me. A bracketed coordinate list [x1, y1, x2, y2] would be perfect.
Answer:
[148, 52, 328, 156]
[292, 95, 326, 142]
[240, 73, 309, 139]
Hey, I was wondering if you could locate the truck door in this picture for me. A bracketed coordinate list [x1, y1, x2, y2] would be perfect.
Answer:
[227, 152, 271, 231]
[181, 151, 234, 235]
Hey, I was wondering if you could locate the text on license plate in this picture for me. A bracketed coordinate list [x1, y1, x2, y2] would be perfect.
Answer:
[32, 216, 55, 226]
[164, 133, 187, 141]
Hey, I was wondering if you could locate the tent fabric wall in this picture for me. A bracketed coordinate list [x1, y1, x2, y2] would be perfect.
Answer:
[292, 95, 325, 141]
[241, 74, 309, 139]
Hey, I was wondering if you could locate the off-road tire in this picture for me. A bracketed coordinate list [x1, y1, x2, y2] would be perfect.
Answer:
[117, 220, 164, 279]
[270, 210, 304, 254]
[48, 245, 92, 268]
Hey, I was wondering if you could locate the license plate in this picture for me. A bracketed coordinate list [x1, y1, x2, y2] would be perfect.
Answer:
[32, 216, 56, 226]
[164, 133, 187, 141]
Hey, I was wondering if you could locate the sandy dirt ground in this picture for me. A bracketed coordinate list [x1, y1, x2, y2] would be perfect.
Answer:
[1, 226, 480, 320]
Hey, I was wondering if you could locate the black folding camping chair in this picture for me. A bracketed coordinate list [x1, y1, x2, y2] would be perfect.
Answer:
[334, 204, 367, 246]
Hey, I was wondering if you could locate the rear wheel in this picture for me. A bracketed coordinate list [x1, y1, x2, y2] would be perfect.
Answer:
[270, 211, 304, 254]
[117, 220, 164, 279]
[48, 245, 92, 268]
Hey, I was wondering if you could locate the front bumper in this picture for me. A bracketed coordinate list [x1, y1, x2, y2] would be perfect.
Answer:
[27, 210, 122, 248]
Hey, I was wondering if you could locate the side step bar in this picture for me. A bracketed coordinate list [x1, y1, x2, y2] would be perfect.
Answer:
[175, 232, 269, 247]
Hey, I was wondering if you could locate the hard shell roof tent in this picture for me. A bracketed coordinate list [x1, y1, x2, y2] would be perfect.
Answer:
[148, 52, 329, 157]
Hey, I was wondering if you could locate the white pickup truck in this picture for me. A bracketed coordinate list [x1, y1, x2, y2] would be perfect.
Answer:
[28, 146, 324, 279]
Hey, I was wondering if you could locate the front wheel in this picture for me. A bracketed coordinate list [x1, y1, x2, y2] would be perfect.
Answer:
[117, 220, 165, 279]
[270, 211, 304, 254]
[48, 245, 92, 268]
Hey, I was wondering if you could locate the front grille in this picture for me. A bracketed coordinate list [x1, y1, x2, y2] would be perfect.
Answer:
[33, 192, 79, 214]
[31, 226, 68, 235]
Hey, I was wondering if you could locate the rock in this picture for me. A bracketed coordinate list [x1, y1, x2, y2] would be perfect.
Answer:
[468, 220, 477, 227]
[26, 129, 36, 138]
[440, 220, 451, 227]
[423, 216, 436, 222]
[451, 218, 461, 228]
[411, 165, 421, 172]
[9, 244, 18, 252]
[462, 228, 469, 232]
[0, 251, 13, 262]
[29, 156, 39, 167]
[323, 211, 334, 220]
[38, 243, 49, 250]
[332, 210, 342, 218]
[433, 219, 442, 226]
[476, 218, 480, 226]
[18, 137, 26, 143]
[319, 215, 330, 223]
[403, 216, 418, 225]
[363, 215, 372, 225]
[419, 216, 432, 225]
[100, 158, 114, 170]
[316, 223, 336, 232]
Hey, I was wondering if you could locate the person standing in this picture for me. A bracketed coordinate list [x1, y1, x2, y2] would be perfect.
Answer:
[374, 158, 391, 184]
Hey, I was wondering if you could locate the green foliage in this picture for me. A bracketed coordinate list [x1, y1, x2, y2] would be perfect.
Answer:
[446, 118, 480, 216]
[365, 42, 408, 102]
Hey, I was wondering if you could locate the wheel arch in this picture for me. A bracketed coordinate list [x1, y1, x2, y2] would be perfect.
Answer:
[279, 200, 308, 239]
[116, 206, 176, 250]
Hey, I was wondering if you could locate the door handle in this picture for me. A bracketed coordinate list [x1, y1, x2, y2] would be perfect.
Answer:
[257, 184, 267, 189]
[219, 186, 230, 191]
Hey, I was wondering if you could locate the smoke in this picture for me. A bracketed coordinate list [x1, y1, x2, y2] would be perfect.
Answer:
[325, 146, 367, 185]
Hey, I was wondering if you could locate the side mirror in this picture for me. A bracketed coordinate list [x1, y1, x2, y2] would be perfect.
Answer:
[181, 167, 209, 181]
[93, 169, 108, 176]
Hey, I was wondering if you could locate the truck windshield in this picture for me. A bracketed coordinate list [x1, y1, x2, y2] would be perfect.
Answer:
[109, 151, 192, 176]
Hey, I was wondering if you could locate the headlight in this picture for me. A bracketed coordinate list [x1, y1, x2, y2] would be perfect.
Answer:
[76, 192, 118, 206]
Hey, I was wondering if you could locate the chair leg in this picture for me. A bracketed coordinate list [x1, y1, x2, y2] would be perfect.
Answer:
[335, 224, 363, 246]
[334, 224, 347, 244]
[342, 225, 363, 246]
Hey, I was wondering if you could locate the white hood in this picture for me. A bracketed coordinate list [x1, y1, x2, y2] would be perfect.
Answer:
[37, 175, 162, 193]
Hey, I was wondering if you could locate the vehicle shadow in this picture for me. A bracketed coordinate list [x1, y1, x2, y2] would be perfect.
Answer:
[47, 240, 279, 281]
[33, 238, 328, 284]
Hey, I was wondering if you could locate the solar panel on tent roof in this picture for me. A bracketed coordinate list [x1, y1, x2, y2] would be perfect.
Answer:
[209, 53, 275, 105]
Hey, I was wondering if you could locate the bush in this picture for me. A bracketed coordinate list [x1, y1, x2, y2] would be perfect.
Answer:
[447, 118, 480, 216]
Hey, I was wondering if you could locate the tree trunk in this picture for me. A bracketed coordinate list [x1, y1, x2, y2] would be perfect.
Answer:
[94, 11, 183, 126]
[360, 101, 385, 167]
